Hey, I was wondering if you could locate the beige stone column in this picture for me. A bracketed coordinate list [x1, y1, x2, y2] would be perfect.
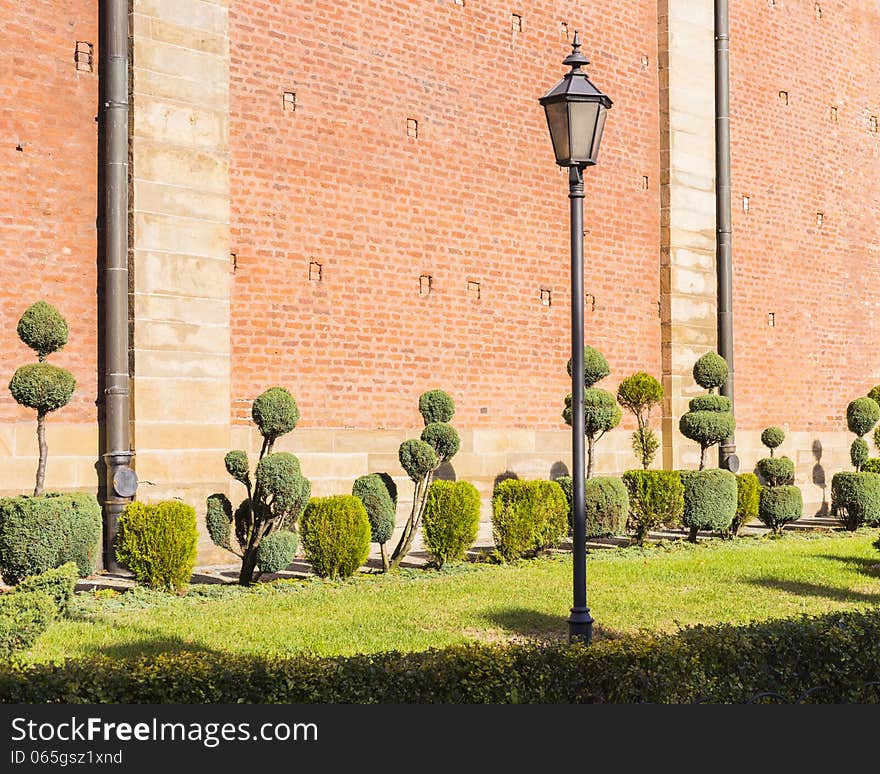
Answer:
[130, 0, 231, 561]
[658, 1, 718, 470]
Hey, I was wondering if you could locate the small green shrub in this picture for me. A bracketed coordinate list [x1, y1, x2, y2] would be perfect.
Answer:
[398, 439, 437, 482]
[300, 496, 371, 579]
[617, 372, 664, 469]
[831, 472, 880, 530]
[115, 501, 198, 592]
[622, 470, 684, 544]
[0, 591, 57, 659]
[680, 469, 737, 542]
[584, 477, 629, 537]
[756, 456, 795, 487]
[418, 390, 455, 424]
[679, 411, 736, 469]
[852, 438, 870, 471]
[11, 562, 78, 616]
[16, 301, 69, 359]
[422, 480, 481, 567]
[491, 480, 568, 561]
[761, 427, 785, 456]
[862, 458, 880, 475]
[567, 345, 610, 387]
[729, 473, 760, 537]
[758, 485, 803, 534]
[352, 474, 397, 570]
[256, 530, 299, 574]
[0, 493, 101, 584]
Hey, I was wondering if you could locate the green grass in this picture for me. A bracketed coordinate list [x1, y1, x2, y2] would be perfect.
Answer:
[29, 531, 880, 662]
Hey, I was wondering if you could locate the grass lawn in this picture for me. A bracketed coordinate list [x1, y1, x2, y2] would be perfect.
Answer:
[29, 531, 880, 662]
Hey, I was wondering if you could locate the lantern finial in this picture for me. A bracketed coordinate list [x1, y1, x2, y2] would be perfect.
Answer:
[563, 30, 590, 72]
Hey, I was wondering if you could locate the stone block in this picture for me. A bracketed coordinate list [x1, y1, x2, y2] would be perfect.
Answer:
[134, 212, 229, 260]
[473, 429, 535, 454]
[134, 140, 228, 193]
[133, 318, 230, 355]
[133, 378, 230, 423]
[134, 180, 229, 223]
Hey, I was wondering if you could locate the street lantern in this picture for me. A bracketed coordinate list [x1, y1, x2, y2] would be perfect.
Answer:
[539, 31, 612, 645]
[539, 32, 612, 168]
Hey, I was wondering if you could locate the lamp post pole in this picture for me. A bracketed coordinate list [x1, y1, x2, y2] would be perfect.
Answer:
[567, 164, 593, 643]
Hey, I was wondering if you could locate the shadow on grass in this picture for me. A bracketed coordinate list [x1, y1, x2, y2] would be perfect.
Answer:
[483, 608, 568, 642]
[90, 628, 220, 660]
[814, 554, 880, 577]
[750, 577, 880, 604]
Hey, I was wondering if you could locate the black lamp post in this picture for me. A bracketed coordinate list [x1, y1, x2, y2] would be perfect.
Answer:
[539, 32, 612, 644]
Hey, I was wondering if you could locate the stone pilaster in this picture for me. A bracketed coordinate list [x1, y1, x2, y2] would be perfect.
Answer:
[658, 1, 718, 470]
[130, 0, 231, 561]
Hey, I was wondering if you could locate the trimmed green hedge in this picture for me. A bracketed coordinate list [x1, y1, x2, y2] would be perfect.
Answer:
[622, 470, 684, 544]
[584, 477, 628, 538]
[758, 485, 803, 534]
[729, 473, 760, 537]
[491, 480, 568, 561]
[0, 591, 56, 659]
[11, 562, 78, 616]
[831, 472, 880, 530]
[300, 496, 371, 579]
[3, 609, 880, 702]
[115, 501, 199, 591]
[422, 480, 480, 568]
[680, 469, 737, 541]
[0, 493, 101, 584]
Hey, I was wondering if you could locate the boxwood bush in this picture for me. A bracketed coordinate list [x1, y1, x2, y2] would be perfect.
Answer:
[758, 485, 803, 534]
[3, 610, 880, 702]
[0, 493, 101, 584]
[11, 562, 79, 616]
[300, 496, 371, 579]
[115, 501, 199, 592]
[729, 473, 760, 537]
[584, 477, 629, 538]
[422, 480, 481, 568]
[0, 591, 57, 659]
[831, 472, 880, 530]
[256, 530, 299, 574]
[622, 470, 684, 544]
[680, 469, 737, 542]
[491, 480, 568, 561]
[756, 456, 795, 487]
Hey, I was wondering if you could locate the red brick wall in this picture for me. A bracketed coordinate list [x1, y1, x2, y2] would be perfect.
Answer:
[0, 1, 98, 424]
[730, 1, 880, 432]
[228, 1, 662, 430]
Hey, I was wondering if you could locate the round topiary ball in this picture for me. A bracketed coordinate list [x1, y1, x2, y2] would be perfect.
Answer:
[224, 450, 250, 485]
[9, 363, 75, 414]
[251, 386, 300, 441]
[398, 438, 437, 482]
[567, 346, 610, 388]
[761, 426, 785, 452]
[756, 456, 795, 487]
[418, 390, 455, 425]
[846, 397, 880, 437]
[17, 301, 68, 360]
[256, 529, 299, 573]
[420, 422, 460, 462]
[692, 352, 729, 390]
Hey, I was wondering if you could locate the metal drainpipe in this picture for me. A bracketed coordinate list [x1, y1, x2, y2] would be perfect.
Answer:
[715, 0, 739, 472]
[101, 0, 137, 572]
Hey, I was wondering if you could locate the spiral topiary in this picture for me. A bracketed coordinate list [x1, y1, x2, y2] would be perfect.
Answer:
[692, 352, 729, 391]
[8, 302, 76, 496]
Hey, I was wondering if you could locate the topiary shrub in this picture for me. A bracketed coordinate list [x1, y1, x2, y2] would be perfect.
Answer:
[756, 456, 795, 487]
[729, 473, 760, 537]
[300, 496, 371, 579]
[389, 390, 460, 569]
[679, 354, 734, 471]
[761, 427, 785, 457]
[352, 474, 397, 571]
[0, 590, 57, 659]
[491, 480, 568, 561]
[617, 372, 664, 469]
[622, 470, 684, 545]
[831, 472, 880, 530]
[115, 501, 198, 592]
[584, 477, 628, 537]
[422, 480, 481, 568]
[7, 302, 76, 496]
[256, 530, 299, 574]
[846, 397, 880, 472]
[680, 469, 737, 542]
[758, 486, 803, 534]
[11, 562, 78, 616]
[0, 493, 101, 584]
[206, 386, 311, 585]
[563, 348, 622, 478]
[692, 352, 728, 391]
